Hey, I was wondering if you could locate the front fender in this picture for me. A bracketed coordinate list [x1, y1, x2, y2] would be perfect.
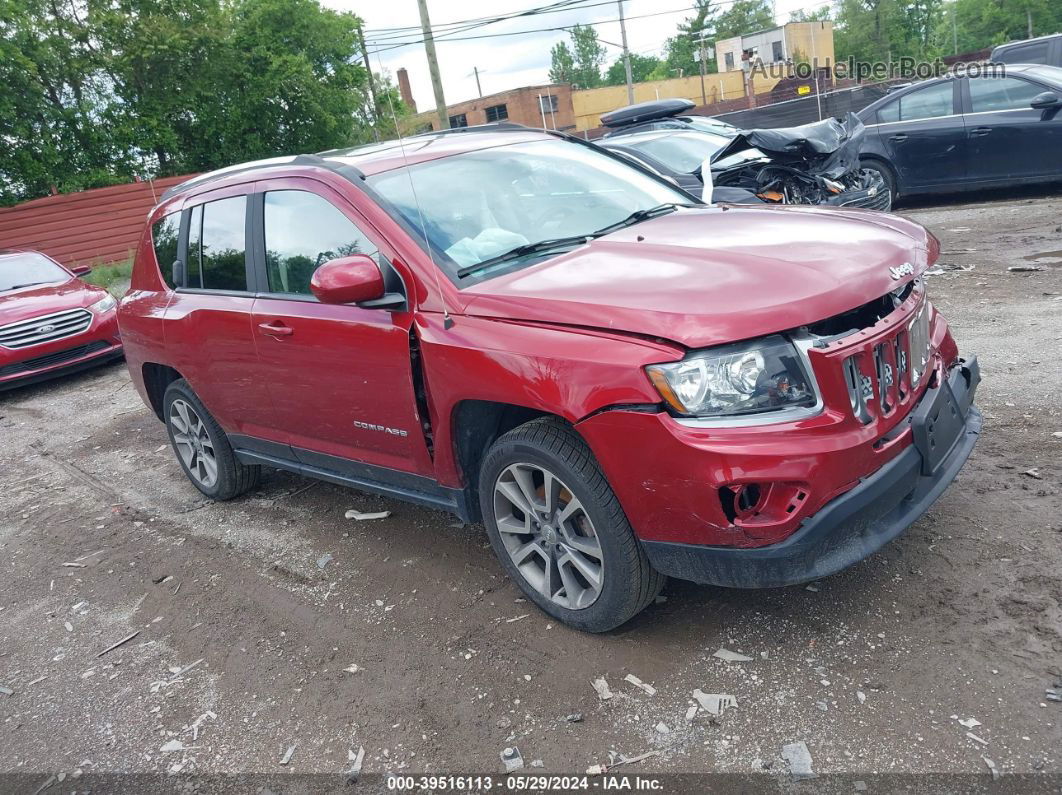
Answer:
[417, 312, 681, 487]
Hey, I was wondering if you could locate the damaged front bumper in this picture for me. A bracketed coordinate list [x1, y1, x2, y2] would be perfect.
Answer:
[640, 358, 981, 588]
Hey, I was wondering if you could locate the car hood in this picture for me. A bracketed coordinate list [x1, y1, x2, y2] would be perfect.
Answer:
[460, 205, 936, 349]
[0, 279, 105, 326]
[710, 112, 864, 179]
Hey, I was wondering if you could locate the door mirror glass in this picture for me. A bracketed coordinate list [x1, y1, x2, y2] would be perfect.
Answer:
[310, 255, 385, 304]
[70, 264, 92, 277]
[1031, 91, 1060, 109]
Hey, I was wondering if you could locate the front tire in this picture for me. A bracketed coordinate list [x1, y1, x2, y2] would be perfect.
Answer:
[860, 159, 897, 207]
[479, 418, 663, 633]
[163, 379, 260, 500]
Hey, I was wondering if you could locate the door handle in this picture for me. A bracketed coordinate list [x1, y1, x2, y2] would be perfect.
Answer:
[969, 126, 992, 137]
[888, 133, 908, 142]
[258, 321, 293, 338]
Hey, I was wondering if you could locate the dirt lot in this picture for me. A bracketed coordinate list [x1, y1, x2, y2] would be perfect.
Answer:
[1, 189, 1061, 788]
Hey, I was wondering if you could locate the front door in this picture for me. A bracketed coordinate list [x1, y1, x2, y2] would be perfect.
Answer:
[963, 74, 1062, 182]
[875, 79, 966, 191]
[248, 178, 434, 477]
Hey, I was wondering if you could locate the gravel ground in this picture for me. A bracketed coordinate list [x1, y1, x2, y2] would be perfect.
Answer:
[1, 189, 1060, 789]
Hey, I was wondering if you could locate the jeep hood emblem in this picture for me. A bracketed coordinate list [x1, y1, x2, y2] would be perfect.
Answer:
[890, 262, 914, 280]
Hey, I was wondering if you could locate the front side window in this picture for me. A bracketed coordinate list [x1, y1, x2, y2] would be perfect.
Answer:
[968, 76, 1043, 112]
[151, 212, 180, 288]
[878, 81, 954, 123]
[485, 104, 508, 122]
[263, 191, 379, 295]
[0, 252, 69, 292]
[368, 138, 689, 281]
[198, 196, 247, 291]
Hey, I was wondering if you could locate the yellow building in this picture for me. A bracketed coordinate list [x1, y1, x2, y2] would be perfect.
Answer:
[571, 71, 781, 133]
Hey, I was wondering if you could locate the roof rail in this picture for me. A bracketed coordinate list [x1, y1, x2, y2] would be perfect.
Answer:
[410, 122, 536, 138]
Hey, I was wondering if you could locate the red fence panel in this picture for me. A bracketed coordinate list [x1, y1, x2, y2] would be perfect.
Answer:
[0, 175, 192, 268]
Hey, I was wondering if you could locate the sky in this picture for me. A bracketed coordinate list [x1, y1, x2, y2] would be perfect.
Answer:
[323, 0, 831, 112]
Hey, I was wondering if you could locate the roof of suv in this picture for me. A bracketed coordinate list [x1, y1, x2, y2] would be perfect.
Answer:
[162, 124, 557, 201]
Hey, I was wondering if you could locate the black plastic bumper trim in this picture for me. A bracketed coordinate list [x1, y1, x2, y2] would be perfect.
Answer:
[641, 358, 982, 589]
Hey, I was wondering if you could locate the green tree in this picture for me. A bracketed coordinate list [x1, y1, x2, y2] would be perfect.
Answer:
[663, 0, 718, 79]
[548, 24, 606, 88]
[548, 41, 576, 84]
[833, 0, 949, 63]
[661, 0, 774, 79]
[938, 0, 1061, 54]
[604, 53, 663, 86]
[0, 0, 392, 206]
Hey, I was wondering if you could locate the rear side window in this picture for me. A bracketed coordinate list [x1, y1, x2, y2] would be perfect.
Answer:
[186, 204, 203, 288]
[878, 81, 954, 123]
[262, 190, 379, 296]
[199, 196, 248, 291]
[968, 76, 1043, 112]
[151, 212, 181, 289]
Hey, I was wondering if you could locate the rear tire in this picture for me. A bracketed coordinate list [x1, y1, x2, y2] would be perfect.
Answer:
[163, 379, 260, 500]
[860, 159, 897, 207]
[479, 417, 663, 633]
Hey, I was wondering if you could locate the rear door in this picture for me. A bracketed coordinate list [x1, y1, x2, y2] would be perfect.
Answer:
[874, 79, 966, 191]
[962, 74, 1062, 182]
[248, 178, 434, 477]
[164, 186, 280, 441]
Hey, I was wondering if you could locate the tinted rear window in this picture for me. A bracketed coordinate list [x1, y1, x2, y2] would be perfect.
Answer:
[152, 212, 181, 289]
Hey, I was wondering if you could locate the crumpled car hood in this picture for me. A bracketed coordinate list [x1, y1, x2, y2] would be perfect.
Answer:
[459, 205, 936, 349]
[710, 112, 865, 180]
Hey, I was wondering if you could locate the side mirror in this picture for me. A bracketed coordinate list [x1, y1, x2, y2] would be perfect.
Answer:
[171, 259, 185, 288]
[311, 255, 386, 304]
[1031, 91, 1060, 109]
[71, 264, 92, 277]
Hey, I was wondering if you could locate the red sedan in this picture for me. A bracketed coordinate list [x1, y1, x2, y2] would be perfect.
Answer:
[0, 249, 123, 391]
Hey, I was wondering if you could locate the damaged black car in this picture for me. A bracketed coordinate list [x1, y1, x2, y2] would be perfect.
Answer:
[597, 112, 892, 211]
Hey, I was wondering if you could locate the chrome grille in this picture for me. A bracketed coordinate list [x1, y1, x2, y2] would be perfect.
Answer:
[840, 299, 930, 425]
[908, 303, 931, 387]
[0, 308, 94, 349]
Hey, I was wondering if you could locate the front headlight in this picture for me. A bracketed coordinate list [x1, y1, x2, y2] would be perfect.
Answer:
[89, 294, 117, 314]
[646, 334, 818, 418]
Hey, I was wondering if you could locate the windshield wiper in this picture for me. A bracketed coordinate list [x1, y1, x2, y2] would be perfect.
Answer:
[6, 282, 47, 290]
[589, 202, 693, 237]
[454, 203, 695, 279]
[456, 235, 592, 278]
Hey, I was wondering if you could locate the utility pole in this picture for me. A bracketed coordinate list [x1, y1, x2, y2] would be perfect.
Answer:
[416, 0, 449, 130]
[695, 31, 709, 106]
[951, 6, 958, 55]
[617, 0, 634, 105]
[472, 66, 483, 98]
[356, 24, 379, 120]
[1027, 7, 1033, 38]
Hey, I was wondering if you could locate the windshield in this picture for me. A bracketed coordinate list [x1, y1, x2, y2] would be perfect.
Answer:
[0, 252, 70, 292]
[621, 131, 734, 173]
[367, 139, 689, 280]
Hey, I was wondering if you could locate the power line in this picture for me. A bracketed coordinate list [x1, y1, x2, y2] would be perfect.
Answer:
[364, 0, 596, 36]
[366, 4, 706, 54]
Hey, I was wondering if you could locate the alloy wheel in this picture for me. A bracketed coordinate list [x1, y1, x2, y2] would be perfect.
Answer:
[168, 398, 219, 489]
[493, 462, 604, 610]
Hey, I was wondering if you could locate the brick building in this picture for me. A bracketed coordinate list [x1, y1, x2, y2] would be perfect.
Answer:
[405, 83, 576, 133]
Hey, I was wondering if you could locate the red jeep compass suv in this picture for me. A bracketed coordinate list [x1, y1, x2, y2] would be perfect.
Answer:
[119, 126, 981, 632]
